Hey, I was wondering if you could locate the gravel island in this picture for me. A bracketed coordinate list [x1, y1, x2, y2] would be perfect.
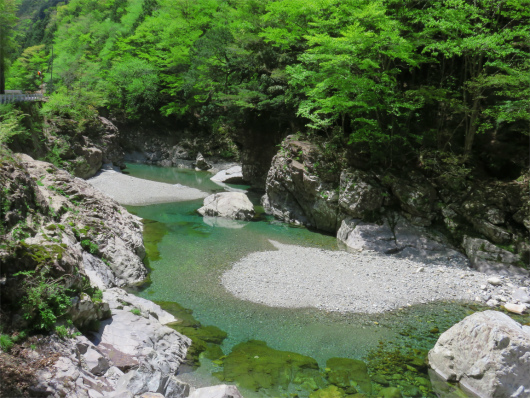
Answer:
[222, 241, 528, 314]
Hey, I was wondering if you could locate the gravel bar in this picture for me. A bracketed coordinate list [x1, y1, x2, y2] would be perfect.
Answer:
[222, 241, 525, 314]
[87, 167, 208, 206]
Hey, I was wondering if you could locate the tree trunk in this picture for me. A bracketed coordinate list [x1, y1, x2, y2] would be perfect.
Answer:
[464, 97, 480, 155]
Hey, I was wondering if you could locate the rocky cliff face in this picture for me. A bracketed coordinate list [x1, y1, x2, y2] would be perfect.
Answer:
[262, 139, 340, 232]
[118, 127, 239, 172]
[0, 152, 196, 397]
[263, 136, 530, 278]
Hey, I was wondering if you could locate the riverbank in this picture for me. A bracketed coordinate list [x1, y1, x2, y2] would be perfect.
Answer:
[87, 164, 208, 205]
[222, 241, 529, 314]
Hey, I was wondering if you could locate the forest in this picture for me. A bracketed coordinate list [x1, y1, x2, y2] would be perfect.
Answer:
[1, 0, 528, 177]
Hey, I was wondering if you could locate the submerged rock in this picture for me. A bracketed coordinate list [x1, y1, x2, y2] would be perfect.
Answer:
[325, 357, 372, 395]
[213, 340, 323, 394]
[309, 385, 347, 398]
[428, 310, 530, 398]
[198, 192, 255, 221]
[377, 387, 402, 398]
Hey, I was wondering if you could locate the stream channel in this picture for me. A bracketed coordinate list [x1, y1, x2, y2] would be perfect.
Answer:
[123, 163, 482, 398]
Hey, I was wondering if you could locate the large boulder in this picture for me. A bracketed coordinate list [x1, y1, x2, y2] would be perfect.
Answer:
[198, 192, 255, 221]
[211, 165, 245, 184]
[389, 172, 438, 227]
[262, 139, 339, 232]
[71, 146, 103, 179]
[428, 310, 530, 398]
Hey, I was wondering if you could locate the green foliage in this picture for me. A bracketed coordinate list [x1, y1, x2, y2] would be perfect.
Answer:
[104, 57, 159, 118]
[0, 0, 19, 93]
[0, 104, 30, 145]
[6, 44, 49, 92]
[80, 238, 99, 255]
[15, 269, 73, 333]
[54, 324, 68, 339]
[40, 86, 102, 132]
[91, 288, 103, 302]
[0, 186, 11, 236]
[0, 334, 14, 352]
[130, 308, 141, 316]
[5, 0, 527, 165]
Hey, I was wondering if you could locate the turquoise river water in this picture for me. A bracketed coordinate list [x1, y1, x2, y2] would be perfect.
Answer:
[122, 163, 503, 398]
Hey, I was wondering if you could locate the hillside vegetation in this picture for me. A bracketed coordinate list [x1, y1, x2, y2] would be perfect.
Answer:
[0, 0, 528, 176]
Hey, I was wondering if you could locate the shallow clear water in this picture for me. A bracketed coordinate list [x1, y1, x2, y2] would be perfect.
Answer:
[124, 164, 479, 396]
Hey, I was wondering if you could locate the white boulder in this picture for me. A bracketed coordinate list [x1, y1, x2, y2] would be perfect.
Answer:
[428, 310, 530, 398]
[211, 166, 244, 184]
[198, 192, 255, 221]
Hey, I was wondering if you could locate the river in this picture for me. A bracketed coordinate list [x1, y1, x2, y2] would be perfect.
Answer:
[123, 163, 479, 398]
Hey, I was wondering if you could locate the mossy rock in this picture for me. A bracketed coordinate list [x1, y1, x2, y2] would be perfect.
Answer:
[203, 344, 224, 361]
[377, 387, 402, 398]
[404, 350, 428, 371]
[325, 357, 372, 395]
[177, 324, 227, 345]
[309, 385, 346, 398]
[159, 300, 227, 368]
[172, 324, 228, 366]
[401, 384, 422, 397]
[216, 340, 323, 393]
[414, 376, 431, 388]
[183, 337, 208, 367]
[157, 301, 200, 328]
[372, 375, 390, 386]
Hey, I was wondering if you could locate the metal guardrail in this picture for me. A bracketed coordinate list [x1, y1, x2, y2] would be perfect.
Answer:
[0, 93, 45, 104]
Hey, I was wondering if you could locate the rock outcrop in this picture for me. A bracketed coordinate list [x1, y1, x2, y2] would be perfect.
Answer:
[119, 128, 239, 172]
[262, 139, 339, 232]
[428, 311, 530, 398]
[263, 136, 529, 277]
[194, 152, 212, 171]
[198, 192, 255, 221]
[46, 116, 125, 179]
[337, 216, 469, 266]
[1, 153, 237, 398]
[26, 290, 193, 398]
[462, 236, 528, 277]
[16, 153, 147, 286]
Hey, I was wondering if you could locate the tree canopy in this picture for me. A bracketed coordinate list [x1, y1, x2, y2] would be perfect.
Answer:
[0, 0, 19, 94]
[6, 0, 530, 166]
